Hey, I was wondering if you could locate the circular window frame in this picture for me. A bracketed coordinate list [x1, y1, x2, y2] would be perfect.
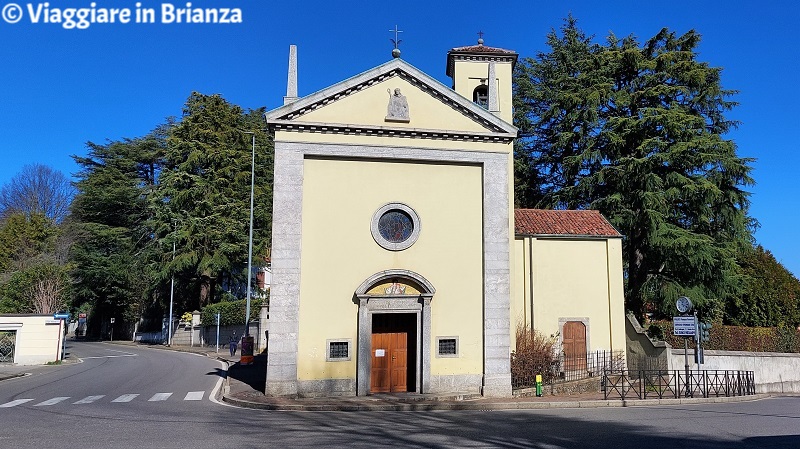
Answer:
[371, 202, 421, 251]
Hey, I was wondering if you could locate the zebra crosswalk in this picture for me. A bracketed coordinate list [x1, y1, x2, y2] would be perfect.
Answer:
[0, 391, 207, 408]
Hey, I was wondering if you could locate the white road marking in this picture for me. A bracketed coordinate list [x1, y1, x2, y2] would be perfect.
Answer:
[80, 354, 137, 359]
[0, 399, 34, 408]
[35, 397, 70, 406]
[102, 348, 138, 354]
[112, 394, 139, 403]
[73, 395, 105, 404]
[148, 393, 172, 401]
[184, 391, 204, 401]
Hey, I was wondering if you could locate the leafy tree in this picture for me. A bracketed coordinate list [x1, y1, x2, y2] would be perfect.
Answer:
[0, 212, 57, 272]
[154, 92, 272, 309]
[514, 18, 755, 320]
[0, 163, 75, 223]
[0, 262, 71, 314]
[728, 245, 800, 327]
[0, 210, 73, 314]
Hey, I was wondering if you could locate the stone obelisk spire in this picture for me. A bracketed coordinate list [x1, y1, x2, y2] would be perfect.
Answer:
[283, 45, 298, 105]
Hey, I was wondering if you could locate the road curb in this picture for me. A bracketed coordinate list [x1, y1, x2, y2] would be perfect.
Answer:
[214, 356, 231, 399]
[219, 392, 772, 412]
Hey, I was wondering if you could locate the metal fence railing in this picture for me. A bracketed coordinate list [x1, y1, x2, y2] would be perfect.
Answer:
[602, 369, 756, 400]
[512, 350, 626, 390]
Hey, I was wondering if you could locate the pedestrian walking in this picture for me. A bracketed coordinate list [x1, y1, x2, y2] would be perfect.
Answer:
[229, 331, 238, 356]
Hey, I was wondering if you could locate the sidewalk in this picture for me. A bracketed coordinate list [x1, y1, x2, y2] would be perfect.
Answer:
[3, 341, 770, 411]
[154, 343, 769, 411]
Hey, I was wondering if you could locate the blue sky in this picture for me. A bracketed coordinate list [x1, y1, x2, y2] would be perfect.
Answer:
[1, 1, 798, 277]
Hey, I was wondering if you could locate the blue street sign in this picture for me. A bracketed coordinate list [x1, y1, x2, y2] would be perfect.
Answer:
[53, 313, 70, 320]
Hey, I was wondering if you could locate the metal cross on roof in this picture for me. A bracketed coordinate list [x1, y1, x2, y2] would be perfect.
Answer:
[477, 30, 485, 40]
[389, 25, 403, 49]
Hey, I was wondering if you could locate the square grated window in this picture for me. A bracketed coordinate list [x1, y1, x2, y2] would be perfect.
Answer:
[327, 340, 350, 361]
[438, 338, 457, 356]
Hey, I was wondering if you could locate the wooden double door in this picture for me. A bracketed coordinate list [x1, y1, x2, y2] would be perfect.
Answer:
[370, 313, 416, 394]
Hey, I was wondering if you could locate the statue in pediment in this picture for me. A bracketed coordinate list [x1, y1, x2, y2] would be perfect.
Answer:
[386, 88, 410, 122]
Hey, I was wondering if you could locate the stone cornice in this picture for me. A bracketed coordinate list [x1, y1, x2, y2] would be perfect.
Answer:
[270, 119, 516, 143]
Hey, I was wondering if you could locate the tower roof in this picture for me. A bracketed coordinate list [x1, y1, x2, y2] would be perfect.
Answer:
[446, 39, 518, 77]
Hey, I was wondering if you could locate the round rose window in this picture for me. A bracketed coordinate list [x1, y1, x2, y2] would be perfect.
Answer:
[371, 203, 420, 251]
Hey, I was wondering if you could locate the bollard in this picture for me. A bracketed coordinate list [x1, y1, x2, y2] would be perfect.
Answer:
[535, 374, 543, 397]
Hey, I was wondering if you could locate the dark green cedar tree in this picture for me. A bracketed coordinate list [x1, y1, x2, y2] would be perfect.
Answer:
[154, 93, 272, 309]
[514, 18, 755, 321]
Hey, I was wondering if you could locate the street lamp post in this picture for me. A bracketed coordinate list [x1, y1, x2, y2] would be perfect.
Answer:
[243, 131, 255, 337]
[239, 130, 256, 366]
[167, 238, 175, 346]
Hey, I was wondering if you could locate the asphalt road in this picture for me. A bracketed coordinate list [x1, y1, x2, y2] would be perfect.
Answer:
[1, 341, 799, 448]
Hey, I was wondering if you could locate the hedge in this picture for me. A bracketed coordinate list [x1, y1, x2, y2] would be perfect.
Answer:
[648, 320, 800, 353]
[200, 299, 261, 326]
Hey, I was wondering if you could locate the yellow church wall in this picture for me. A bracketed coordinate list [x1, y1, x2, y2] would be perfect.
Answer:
[297, 76, 489, 133]
[296, 157, 485, 381]
[273, 130, 512, 154]
[527, 238, 622, 352]
[605, 238, 626, 352]
[451, 60, 514, 123]
[510, 238, 530, 350]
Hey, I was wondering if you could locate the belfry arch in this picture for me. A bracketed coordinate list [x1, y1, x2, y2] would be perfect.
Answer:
[355, 269, 435, 396]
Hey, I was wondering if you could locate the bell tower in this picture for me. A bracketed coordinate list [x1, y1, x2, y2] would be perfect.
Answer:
[446, 35, 518, 124]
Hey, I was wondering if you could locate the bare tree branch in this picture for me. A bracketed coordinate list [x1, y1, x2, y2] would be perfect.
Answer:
[0, 164, 75, 223]
[30, 276, 66, 315]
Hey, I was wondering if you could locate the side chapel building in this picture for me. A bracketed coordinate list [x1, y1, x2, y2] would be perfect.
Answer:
[264, 40, 625, 397]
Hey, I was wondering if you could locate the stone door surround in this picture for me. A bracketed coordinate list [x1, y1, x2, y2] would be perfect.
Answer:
[355, 269, 434, 396]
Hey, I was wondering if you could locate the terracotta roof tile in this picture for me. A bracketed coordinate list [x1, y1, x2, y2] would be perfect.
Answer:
[514, 209, 621, 237]
[449, 44, 517, 54]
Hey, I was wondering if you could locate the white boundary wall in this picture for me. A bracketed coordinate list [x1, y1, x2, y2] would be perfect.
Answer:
[668, 349, 800, 394]
[0, 314, 63, 365]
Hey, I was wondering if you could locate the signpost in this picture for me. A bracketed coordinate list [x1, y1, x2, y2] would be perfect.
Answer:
[77, 313, 87, 337]
[673, 316, 697, 336]
[673, 297, 695, 397]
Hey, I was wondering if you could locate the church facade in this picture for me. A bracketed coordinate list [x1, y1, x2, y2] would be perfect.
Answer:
[264, 41, 625, 398]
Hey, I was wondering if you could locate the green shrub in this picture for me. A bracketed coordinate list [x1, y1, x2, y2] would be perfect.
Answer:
[646, 323, 665, 341]
[200, 299, 259, 326]
[650, 319, 800, 353]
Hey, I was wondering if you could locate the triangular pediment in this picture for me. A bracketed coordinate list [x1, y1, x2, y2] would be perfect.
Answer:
[265, 59, 517, 142]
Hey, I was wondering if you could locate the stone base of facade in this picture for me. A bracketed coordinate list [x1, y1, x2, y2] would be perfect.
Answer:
[481, 374, 513, 398]
[295, 379, 357, 398]
[265, 380, 298, 397]
[428, 374, 483, 394]
[271, 375, 488, 397]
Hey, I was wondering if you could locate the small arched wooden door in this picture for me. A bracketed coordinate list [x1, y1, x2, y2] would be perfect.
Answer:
[562, 321, 587, 372]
